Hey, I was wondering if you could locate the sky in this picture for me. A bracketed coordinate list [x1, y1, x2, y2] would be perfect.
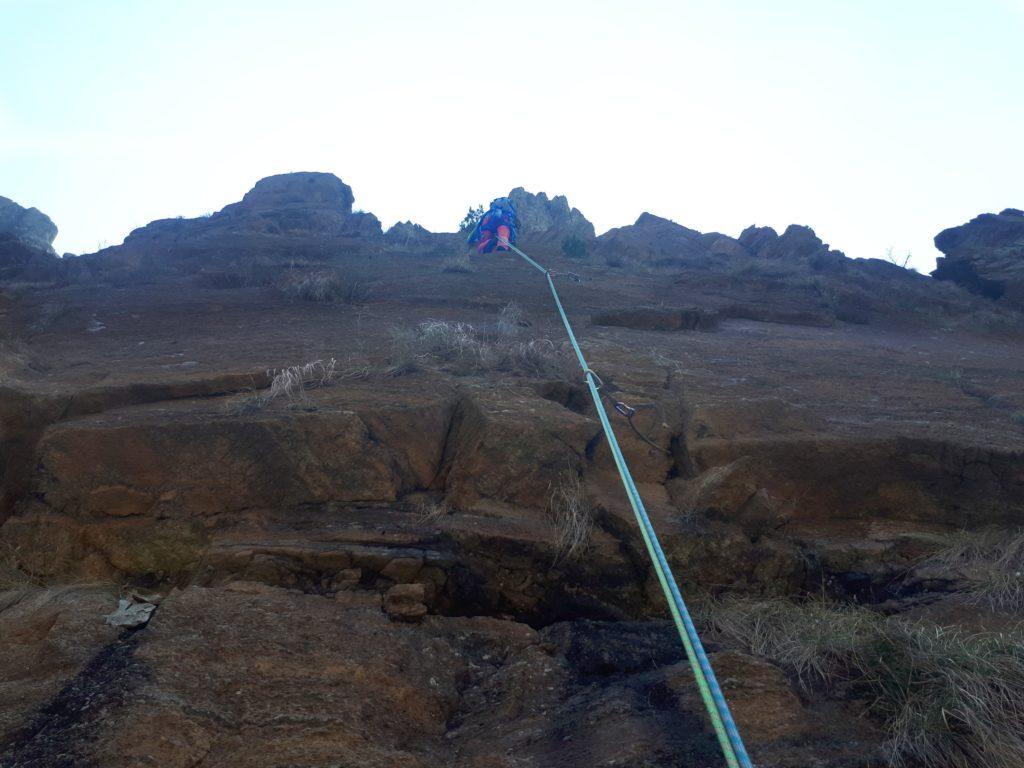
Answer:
[1, 1, 1022, 272]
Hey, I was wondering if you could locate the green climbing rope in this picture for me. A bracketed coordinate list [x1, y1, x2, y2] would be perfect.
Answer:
[498, 238, 754, 768]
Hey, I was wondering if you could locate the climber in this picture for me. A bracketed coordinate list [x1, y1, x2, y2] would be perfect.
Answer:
[467, 197, 518, 255]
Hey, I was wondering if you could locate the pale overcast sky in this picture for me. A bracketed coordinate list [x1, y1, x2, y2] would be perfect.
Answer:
[2, 0, 1022, 271]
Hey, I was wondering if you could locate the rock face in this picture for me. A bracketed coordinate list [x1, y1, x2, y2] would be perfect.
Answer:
[932, 208, 1024, 305]
[507, 187, 595, 244]
[0, 196, 58, 254]
[3, 180, 1024, 768]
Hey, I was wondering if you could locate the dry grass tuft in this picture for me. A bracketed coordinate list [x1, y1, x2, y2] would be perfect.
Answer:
[703, 596, 1024, 768]
[921, 529, 1024, 612]
[264, 358, 338, 403]
[416, 499, 452, 525]
[548, 470, 594, 562]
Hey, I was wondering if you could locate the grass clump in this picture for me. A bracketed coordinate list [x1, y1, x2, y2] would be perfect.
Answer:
[703, 596, 1024, 768]
[921, 529, 1024, 612]
[441, 255, 475, 274]
[496, 301, 524, 336]
[0, 540, 40, 590]
[388, 316, 569, 379]
[548, 470, 593, 562]
[279, 270, 371, 304]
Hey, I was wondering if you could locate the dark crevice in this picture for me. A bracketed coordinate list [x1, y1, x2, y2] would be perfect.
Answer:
[0, 628, 150, 767]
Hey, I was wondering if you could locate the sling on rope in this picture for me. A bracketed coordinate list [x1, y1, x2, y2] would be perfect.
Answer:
[498, 237, 754, 768]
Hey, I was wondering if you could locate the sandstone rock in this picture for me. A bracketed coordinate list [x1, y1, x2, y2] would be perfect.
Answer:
[685, 651, 812, 743]
[383, 582, 429, 621]
[0, 195, 57, 254]
[933, 208, 1024, 305]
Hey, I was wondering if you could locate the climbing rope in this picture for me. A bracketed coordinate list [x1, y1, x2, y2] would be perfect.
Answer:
[498, 238, 753, 768]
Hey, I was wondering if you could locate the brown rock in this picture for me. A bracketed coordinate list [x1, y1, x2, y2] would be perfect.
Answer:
[383, 582, 429, 622]
[381, 556, 423, 582]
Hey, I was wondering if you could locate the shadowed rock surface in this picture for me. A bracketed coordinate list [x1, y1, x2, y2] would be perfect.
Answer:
[933, 208, 1024, 305]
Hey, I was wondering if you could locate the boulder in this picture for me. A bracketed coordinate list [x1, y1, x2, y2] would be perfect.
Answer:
[507, 188, 595, 244]
[0, 196, 57, 254]
[932, 208, 1024, 305]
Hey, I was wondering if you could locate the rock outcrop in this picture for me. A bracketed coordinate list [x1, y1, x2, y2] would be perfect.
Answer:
[81, 172, 383, 275]
[738, 224, 848, 270]
[0, 196, 63, 281]
[0, 196, 58, 254]
[508, 188, 595, 244]
[594, 212, 747, 267]
[932, 208, 1024, 305]
[384, 221, 460, 253]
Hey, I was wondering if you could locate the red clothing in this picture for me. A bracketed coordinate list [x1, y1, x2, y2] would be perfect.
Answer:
[475, 223, 511, 254]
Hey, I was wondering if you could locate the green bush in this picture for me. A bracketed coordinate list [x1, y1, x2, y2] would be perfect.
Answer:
[561, 235, 588, 259]
[459, 205, 484, 232]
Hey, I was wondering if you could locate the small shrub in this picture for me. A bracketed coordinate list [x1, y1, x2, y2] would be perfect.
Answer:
[548, 470, 593, 562]
[561, 235, 588, 259]
[459, 205, 484, 232]
[497, 301, 524, 336]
